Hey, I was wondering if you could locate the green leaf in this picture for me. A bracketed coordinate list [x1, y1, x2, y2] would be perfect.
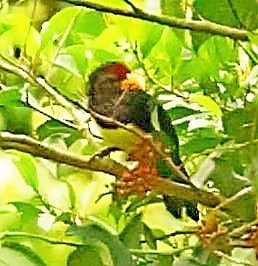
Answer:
[175, 36, 237, 83]
[223, 106, 258, 143]
[194, 0, 258, 30]
[205, 152, 256, 221]
[73, 11, 106, 37]
[181, 127, 223, 155]
[0, 13, 40, 58]
[148, 28, 184, 82]
[37, 120, 81, 146]
[0, 106, 32, 135]
[0, 23, 12, 35]
[12, 152, 38, 191]
[119, 213, 143, 249]
[66, 182, 76, 211]
[143, 223, 156, 249]
[55, 45, 88, 76]
[68, 246, 103, 266]
[40, 7, 82, 49]
[0, 242, 46, 266]
[115, 16, 163, 56]
[0, 89, 24, 107]
[10, 202, 40, 230]
[231, 247, 257, 265]
[67, 224, 133, 266]
[189, 95, 222, 117]
[41, 7, 106, 50]
[161, 0, 185, 17]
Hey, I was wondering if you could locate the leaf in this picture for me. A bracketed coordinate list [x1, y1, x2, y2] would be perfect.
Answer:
[12, 152, 38, 191]
[67, 224, 133, 266]
[175, 36, 237, 83]
[223, 106, 258, 143]
[147, 28, 184, 84]
[0, 23, 12, 35]
[161, 0, 185, 18]
[73, 11, 106, 37]
[205, 152, 256, 221]
[0, 242, 46, 266]
[194, 0, 258, 30]
[65, 182, 76, 211]
[41, 7, 82, 49]
[181, 127, 223, 155]
[10, 202, 40, 230]
[0, 13, 40, 58]
[143, 223, 157, 249]
[41, 7, 106, 50]
[0, 89, 24, 107]
[189, 95, 222, 117]
[119, 213, 143, 249]
[68, 246, 103, 266]
[55, 45, 88, 76]
[37, 120, 81, 146]
[114, 16, 163, 56]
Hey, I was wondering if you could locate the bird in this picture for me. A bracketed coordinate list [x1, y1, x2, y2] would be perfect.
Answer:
[87, 61, 198, 220]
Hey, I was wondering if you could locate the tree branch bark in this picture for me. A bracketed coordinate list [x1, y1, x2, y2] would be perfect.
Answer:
[63, 0, 249, 41]
[0, 131, 221, 207]
[0, 131, 126, 176]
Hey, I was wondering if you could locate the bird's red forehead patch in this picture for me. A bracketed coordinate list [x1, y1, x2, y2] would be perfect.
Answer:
[104, 62, 131, 81]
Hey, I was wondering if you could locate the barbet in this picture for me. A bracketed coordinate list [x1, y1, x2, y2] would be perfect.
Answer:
[88, 62, 198, 220]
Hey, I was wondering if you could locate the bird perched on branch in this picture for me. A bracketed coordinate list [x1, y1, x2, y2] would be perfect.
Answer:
[88, 61, 198, 220]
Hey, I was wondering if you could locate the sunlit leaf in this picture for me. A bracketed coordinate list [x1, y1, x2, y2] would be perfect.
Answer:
[0, 242, 46, 266]
[189, 95, 222, 117]
[11, 152, 38, 191]
[114, 16, 163, 56]
[55, 45, 88, 76]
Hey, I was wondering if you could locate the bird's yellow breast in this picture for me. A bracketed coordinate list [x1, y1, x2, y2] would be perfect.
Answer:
[89, 120, 142, 153]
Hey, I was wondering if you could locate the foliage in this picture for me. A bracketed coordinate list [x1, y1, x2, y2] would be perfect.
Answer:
[0, 0, 257, 265]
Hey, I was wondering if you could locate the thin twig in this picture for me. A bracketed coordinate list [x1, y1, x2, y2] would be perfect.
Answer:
[0, 231, 84, 247]
[230, 218, 258, 238]
[0, 55, 79, 116]
[130, 247, 192, 256]
[140, 230, 197, 243]
[26, 96, 78, 130]
[123, 0, 140, 13]
[213, 186, 253, 212]
[213, 250, 255, 266]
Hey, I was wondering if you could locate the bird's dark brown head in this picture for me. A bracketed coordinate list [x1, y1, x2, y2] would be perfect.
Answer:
[88, 61, 152, 131]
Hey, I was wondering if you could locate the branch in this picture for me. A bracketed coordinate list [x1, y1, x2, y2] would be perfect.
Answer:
[0, 231, 84, 247]
[0, 55, 77, 113]
[63, 0, 249, 41]
[0, 131, 125, 176]
[0, 131, 220, 206]
[154, 178, 220, 207]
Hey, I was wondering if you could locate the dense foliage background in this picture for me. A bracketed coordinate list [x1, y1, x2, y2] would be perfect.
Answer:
[0, 0, 258, 265]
